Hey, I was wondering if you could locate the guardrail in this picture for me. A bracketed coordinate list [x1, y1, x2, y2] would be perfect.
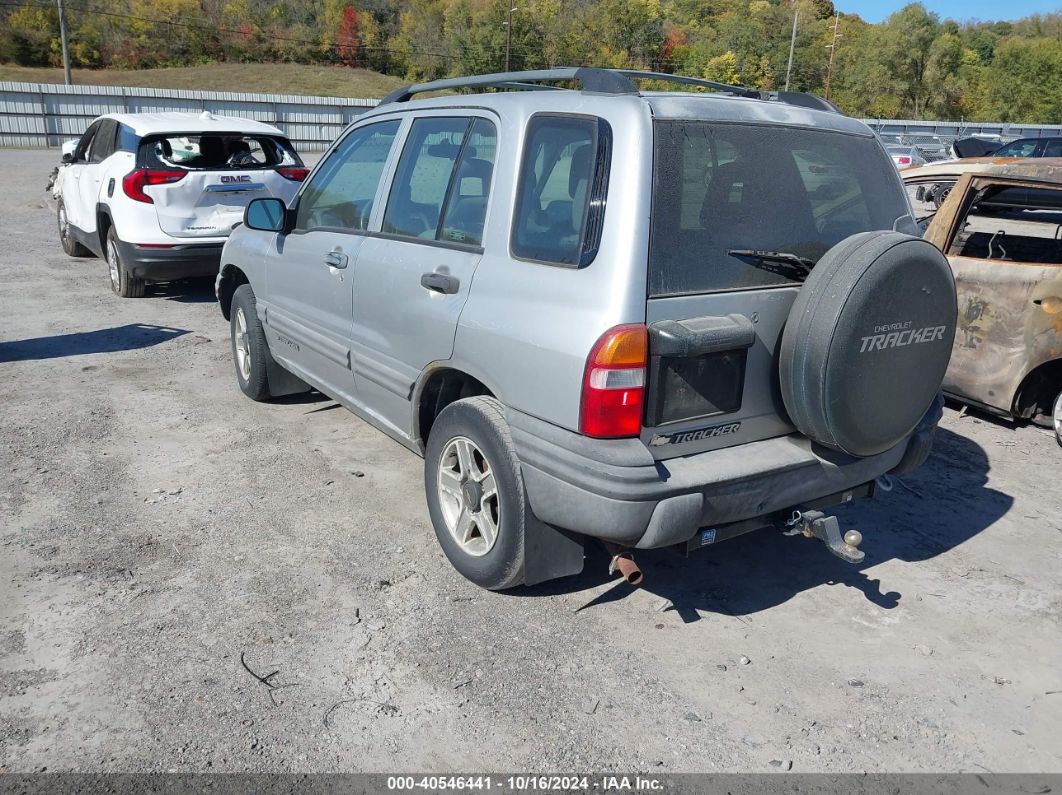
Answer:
[2, 81, 1060, 152]
[862, 118, 1062, 140]
[0, 82, 378, 151]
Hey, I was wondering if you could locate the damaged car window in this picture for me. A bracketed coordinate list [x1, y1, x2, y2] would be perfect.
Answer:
[649, 121, 915, 296]
[949, 186, 1062, 264]
[142, 133, 300, 170]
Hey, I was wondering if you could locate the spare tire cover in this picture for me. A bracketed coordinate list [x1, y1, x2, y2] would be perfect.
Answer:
[779, 231, 957, 457]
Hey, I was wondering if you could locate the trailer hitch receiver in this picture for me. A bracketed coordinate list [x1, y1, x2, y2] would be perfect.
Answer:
[784, 510, 864, 564]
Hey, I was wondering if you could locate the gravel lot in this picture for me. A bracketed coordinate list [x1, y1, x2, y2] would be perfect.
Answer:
[1, 148, 1060, 775]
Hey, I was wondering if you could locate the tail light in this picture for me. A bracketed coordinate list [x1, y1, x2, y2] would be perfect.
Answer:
[277, 167, 310, 181]
[122, 169, 185, 203]
[580, 324, 648, 438]
[897, 156, 912, 165]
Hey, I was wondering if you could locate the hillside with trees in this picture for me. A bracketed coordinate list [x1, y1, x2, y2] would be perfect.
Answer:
[1, 0, 1059, 122]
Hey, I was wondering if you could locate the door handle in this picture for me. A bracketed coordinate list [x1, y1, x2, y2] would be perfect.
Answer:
[324, 251, 348, 269]
[420, 272, 460, 294]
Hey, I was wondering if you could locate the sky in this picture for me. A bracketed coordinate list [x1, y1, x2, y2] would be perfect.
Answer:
[839, 0, 1061, 23]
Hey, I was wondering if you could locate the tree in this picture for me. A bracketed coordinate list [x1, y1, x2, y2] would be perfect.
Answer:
[984, 37, 1062, 122]
[337, 6, 359, 66]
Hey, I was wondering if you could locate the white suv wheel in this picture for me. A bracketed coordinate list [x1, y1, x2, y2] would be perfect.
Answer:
[107, 237, 121, 290]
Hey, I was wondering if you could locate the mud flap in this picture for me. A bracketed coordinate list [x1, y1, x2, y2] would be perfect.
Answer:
[264, 356, 311, 398]
[523, 502, 585, 586]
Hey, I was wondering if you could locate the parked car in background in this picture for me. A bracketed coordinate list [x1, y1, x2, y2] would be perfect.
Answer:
[951, 135, 1007, 159]
[920, 160, 1062, 445]
[901, 157, 1062, 219]
[216, 67, 957, 590]
[53, 112, 308, 297]
[988, 137, 1062, 159]
[905, 134, 951, 162]
[886, 144, 927, 169]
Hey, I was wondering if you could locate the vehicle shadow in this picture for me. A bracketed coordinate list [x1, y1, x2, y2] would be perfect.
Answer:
[0, 323, 188, 363]
[521, 427, 1013, 622]
[147, 278, 217, 303]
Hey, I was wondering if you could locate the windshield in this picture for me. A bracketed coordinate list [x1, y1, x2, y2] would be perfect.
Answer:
[649, 121, 916, 296]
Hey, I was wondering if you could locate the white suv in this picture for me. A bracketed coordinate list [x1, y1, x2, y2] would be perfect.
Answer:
[53, 111, 307, 297]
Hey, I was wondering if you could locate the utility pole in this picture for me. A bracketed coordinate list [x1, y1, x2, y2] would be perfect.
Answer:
[784, 6, 798, 92]
[504, 3, 516, 72]
[824, 12, 841, 100]
[56, 0, 73, 85]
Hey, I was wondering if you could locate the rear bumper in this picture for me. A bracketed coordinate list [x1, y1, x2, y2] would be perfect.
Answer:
[117, 240, 223, 281]
[508, 397, 942, 549]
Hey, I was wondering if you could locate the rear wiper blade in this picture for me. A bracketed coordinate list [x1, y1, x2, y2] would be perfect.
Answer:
[727, 249, 815, 280]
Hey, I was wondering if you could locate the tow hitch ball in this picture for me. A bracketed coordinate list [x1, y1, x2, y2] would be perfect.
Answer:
[783, 510, 864, 564]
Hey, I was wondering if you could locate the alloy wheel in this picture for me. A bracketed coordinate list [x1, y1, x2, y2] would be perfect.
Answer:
[436, 436, 500, 557]
[234, 307, 251, 381]
[107, 238, 121, 290]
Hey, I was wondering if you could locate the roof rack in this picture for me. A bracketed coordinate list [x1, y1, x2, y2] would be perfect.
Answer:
[378, 67, 840, 114]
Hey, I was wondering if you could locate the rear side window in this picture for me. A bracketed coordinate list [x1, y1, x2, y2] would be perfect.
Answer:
[295, 119, 401, 232]
[1045, 140, 1062, 157]
[117, 124, 139, 153]
[947, 185, 1062, 264]
[511, 115, 611, 267]
[140, 133, 302, 171]
[649, 122, 914, 296]
[383, 117, 497, 246]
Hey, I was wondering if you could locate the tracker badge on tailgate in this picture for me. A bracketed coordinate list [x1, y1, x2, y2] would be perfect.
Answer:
[649, 421, 742, 446]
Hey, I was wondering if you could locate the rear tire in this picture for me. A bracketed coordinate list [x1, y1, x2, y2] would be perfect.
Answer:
[424, 397, 526, 590]
[230, 284, 273, 402]
[107, 227, 145, 298]
[57, 199, 91, 257]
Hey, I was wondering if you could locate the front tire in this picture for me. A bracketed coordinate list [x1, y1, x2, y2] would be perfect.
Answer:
[424, 397, 526, 590]
[107, 227, 145, 298]
[57, 199, 91, 257]
[230, 284, 273, 402]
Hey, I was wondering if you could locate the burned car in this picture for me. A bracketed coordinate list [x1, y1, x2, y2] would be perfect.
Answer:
[918, 161, 1062, 445]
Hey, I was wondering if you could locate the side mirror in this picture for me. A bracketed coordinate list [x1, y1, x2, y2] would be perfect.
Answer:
[245, 198, 288, 233]
[61, 152, 75, 164]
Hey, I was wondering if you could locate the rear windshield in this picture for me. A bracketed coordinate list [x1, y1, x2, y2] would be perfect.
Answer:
[139, 133, 301, 171]
[649, 122, 915, 296]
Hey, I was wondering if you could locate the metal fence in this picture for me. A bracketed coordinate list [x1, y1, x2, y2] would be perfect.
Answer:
[2, 81, 1061, 152]
[863, 118, 1062, 139]
[0, 82, 378, 151]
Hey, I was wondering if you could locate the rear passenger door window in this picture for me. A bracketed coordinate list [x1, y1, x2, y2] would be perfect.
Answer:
[382, 117, 497, 247]
[511, 115, 610, 267]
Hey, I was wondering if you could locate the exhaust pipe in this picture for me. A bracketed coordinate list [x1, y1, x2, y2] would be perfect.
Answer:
[604, 542, 643, 586]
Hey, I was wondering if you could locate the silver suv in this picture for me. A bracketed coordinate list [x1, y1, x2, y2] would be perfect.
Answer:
[216, 68, 958, 590]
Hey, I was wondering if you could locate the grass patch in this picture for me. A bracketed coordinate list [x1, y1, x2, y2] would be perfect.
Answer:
[0, 62, 406, 98]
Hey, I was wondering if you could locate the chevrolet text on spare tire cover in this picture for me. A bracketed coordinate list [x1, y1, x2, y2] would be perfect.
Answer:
[214, 68, 958, 590]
